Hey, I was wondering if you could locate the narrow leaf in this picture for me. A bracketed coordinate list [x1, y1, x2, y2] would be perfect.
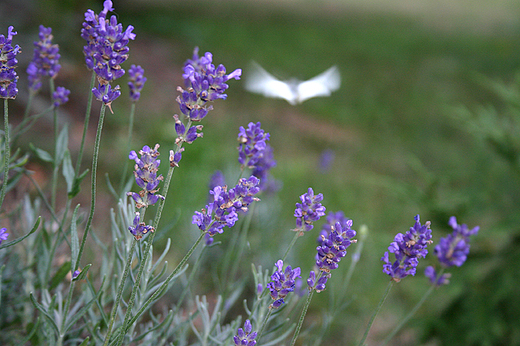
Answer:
[49, 260, 71, 291]
[29, 143, 53, 163]
[78, 337, 90, 346]
[64, 276, 106, 333]
[56, 125, 69, 165]
[69, 169, 89, 198]
[62, 151, 75, 195]
[0, 216, 41, 250]
[29, 292, 60, 337]
[71, 204, 80, 272]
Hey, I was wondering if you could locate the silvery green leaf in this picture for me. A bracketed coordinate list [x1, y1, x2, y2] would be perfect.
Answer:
[29, 143, 53, 163]
[56, 125, 69, 165]
[71, 204, 80, 272]
[62, 150, 75, 194]
[0, 216, 40, 250]
[30, 292, 60, 337]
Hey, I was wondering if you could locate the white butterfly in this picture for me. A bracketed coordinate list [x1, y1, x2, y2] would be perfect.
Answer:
[244, 62, 341, 105]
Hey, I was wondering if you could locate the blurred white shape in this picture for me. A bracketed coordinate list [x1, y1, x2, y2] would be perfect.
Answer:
[244, 62, 341, 105]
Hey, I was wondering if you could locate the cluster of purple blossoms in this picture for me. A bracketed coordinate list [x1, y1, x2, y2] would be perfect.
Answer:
[425, 216, 479, 286]
[251, 144, 279, 192]
[127, 144, 165, 209]
[0, 228, 9, 245]
[237, 122, 270, 168]
[0, 26, 20, 99]
[52, 86, 70, 107]
[81, 0, 135, 107]
[267, 260, 301, 308]
[192, 176, 260, 237]
[233, 320, 257, 346]
[307, 271, 330, 293]
[128, 211, 155, 241]
[294, 188, 326, 234]
[317, 211, 349, 244]
[315, 219, 357, 272]
[128, 64, 146, 102]
[26, 25, 61, 92]
[381, 215, 433, 282]
[174, 48, 241, 144]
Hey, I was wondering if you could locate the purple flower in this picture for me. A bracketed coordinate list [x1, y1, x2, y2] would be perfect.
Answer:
[251, 144, 280, 193]
[294, 188, 326, 233]
[52, 86, 70, 107]
[0, 26, 20, 99]
[267, 260, 301, 308]
[128, 64, 146, 102]
[27, 25, 61, 92]
[174, 47, 241, 144]
[128, 212, 155, 240]
[233, 319, 257, 346]
[192, 176, 260, 237]
[381, 215, 433, 282]
[208, 170, 226, 203]
[315, 219, 356, 273]
[424, 266, 451, 286]
[317, 211, 349, 245]
[435, 216, 479, 268]
[72, 269, 81, 280]
[307, 271, 330, 293]
[0, 228, 9, 245]
[81, 0, 135, 106]
[237, 122, 270, 168]
[169, 148, 184, 168]
[127, 144, 165, 209]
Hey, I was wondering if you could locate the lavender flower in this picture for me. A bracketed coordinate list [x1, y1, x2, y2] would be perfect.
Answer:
[317, 211, 349, 245]
[294, 188, 326, 233]
[208, 170, 226, 203]
[315, 219, 356, 273]
[27, 25, 61, 92]
[52, 86, 70, 107]
[127, 144, 165, 209]
[307, 271, 330, 293]
[0, 26, 20, 99]
[0, 228, 8, 245]
[192, 176, 260, 237]
[267, 260, 301, 308]
[72, 269, 81, 280]
[425, 216, 479, 286]
[174, 48, 241, 145]
[128, 64, 146, 102]
[381, 215, 433, 282]
[251, 144, 279, 193]
[81, 0, 135, 107]
[233, 319, 257, 346]
[237, 122, 270, 168]
[128, 212, 154, 240]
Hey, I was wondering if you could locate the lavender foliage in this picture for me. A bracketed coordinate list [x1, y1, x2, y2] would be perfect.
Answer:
[27, 25, 61, 92]
[0, 26, 20, 99]
[127, 144, 165, 209]
[381, 215, 433, 282]
[267, 260, 301, 308]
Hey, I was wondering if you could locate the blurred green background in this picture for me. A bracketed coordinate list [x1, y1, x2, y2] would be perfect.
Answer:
[4, 0, 520, 344]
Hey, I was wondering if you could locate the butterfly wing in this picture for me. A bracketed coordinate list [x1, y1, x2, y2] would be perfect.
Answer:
[296, 66, 341, 103]
[244, 62, 298, 105]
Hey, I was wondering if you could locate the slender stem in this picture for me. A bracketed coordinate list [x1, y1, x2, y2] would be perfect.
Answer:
[12, 105, 54, 145]
[256, 308, 274, 343]
[76, 102, 107, 270]
[74, 72, 96, 175]
[281, 232, 300, 263]
[0, 99, 11, 211]
[22, 91, 35, 121]
[103, 238, 138, 346]
[114, 232, 206, 346]
[118, 102, 135, 195]
[358, 280, 395, 346]
[379, 271, 442, 346]
[50, 78, 58, 210]
[289, 290, 315, 346]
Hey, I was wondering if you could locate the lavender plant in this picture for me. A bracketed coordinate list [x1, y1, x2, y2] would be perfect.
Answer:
[0, 3, 484, 345]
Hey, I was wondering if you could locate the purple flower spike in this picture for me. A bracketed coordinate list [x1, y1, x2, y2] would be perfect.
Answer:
[127, 144, 165, 209]
[0, 228, 9, 245]
[128, 212, 155, 240]
[307, 270, 330, 293]
[424, 266, 451, 286]
[233, 319, 257, 346]
[192, 176, 260, 237]
[128, 64, 146, 102]
[294, 188, 326, 233]
[0, 26, 21, 99]
[435, 216, 479, 268]
[237, 122, 270, 168]
[381, 215, 433, 282]
[317, 211, 349, 245]
[315, 219, 357, 273]
[27, 25, 61, 92]
[52, 86, 70, 107]
[267, 260, 301, 308]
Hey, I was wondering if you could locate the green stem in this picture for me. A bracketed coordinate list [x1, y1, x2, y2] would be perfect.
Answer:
[74, 72, 96, 175]
[358, 280, 395, 346]
[256, 308, 274, 343]
[103, 238, 138, 346]
[379, 271, 442, 346]
[76, 102, 107, 270]
[289, 289, 315, 346]
[0, 99, 11, 211]
[281, 232, 300, 263]
[50, 78, 58, 210]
